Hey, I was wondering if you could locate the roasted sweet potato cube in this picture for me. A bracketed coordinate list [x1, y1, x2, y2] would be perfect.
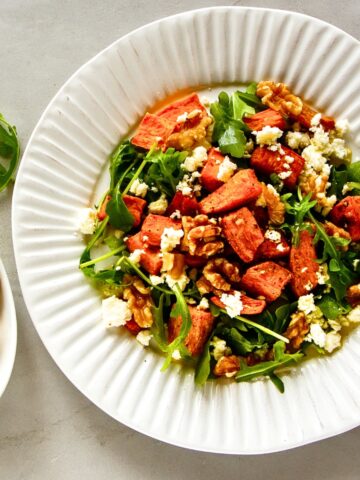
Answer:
[124, 319, 142, 336]
[199, 168, 262, 215]
[210, 294, 266, 315]
[222, 207, 264, 263]
[255, 233, 290, 260]
[200, 148, 226, 192]
[243, 108, 286, 131]
[250, 146, 304, 189]
[166, 191, 199, 216]
[123, 195, 146, 227]
[157, 93, 207, 123]
[126, 232, 162, 275]
[241, 261, 292, 302]
[140, 214, 181, 247]
[168, 305, 215, 357]
[296, 103, 335, 131]
[330, 196, 360, 242]
[289, 230, 319, 297]
[97, 195, 112, 221]
[131, 113, 175, 150]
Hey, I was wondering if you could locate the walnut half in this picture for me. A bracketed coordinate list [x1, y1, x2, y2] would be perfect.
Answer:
[197, 257, 241, 295]
[257, 81, 303, 117]
[284, 311, 309, 351]
[182, 215, 224, 257]
[213, 355, 240, 377]
[123, 275, 154, 328]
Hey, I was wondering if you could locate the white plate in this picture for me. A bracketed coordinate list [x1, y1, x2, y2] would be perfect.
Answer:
[0, 259, 17, 398]
[12, 7, 360, 454]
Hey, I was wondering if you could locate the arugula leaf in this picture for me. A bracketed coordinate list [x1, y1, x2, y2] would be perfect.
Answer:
[235, 341, 303, 389]
[281, 191, 317, 245]
[210, 91, 250, 158]
[220, 327, 263, 355]
[194, 339, 212, 386]
[317, 294, 350, 320]
[151, 294, 168, 351]
[106, 182, 134, 231]
[144, 148, 187, 197]
[109, 141, 142, 190]
[235, 82, 267, 110]
[0, 113, 20, 192]
[347, 161, 360, 182]
[161, 285, 192, 371]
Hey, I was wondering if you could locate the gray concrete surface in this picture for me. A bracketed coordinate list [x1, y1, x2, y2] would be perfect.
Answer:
[1, 1, 360, 478]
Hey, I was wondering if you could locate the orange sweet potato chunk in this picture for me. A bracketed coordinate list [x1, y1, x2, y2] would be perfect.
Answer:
[168, 305, 215, 357]
[126, 232, 162, 275]
[199, 169, 262, 215]
[255, 232, 290, 260]
[157, 93, 207, 123]
[222, 207, 264, 263]
[241, 261, 292, 302]
[243, 108, 286, 131]
[131, 113, 175, 150]
[123, 195, 146, 227]
[200, 148, 226, 192]
[210, 294, 266, 315]
[140, 214, 181, 247]
[289, 230, 319, 297]
[250, 146, 304, 189]
[330, 196, 360, 242]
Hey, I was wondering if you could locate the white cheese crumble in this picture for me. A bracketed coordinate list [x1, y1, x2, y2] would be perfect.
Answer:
[220, 291, 243, 318]
[160, 227, 184, 252]
[148, 194, 168, 214]
[276, 243, 286, 252]
[278, 171, 292, 180]
[136, 330, 153, 347]
[285, 131, 311, 150]
[78, 208, 97, 235]
[170, 209, 181, 219]
[316, 264, 329, 285]
[210, 336, 231, 361]
[306, 323, 326, 348]
[324, 330, 341, 353]
[197, 298, 210, 310]
[177, 112, 188, 123]
[172, 349, 182, 360]
[264, 229, 281, 243]
[298, 294, 316, 315]
[182, 146, 208, 172]
[128, 249, 144, 264]
[253, 126, 283, 146]
[348, 306, 360, 323]
[216, 156, 237, 182]
[102, 296, 132, 328]
[164, 272, 190, 291]
[335, 118, 350, 137]
[304, 281, 313, 292]
[129, 178, 148, 198]
[176, 171, 202, 196]
[149, 275, 164, 286]
[266, 183, 280, 197]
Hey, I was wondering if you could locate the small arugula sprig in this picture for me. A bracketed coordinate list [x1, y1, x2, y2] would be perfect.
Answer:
[235, 341, 303, 393]
[0, 113, 20, 192]
[281, 190, 317, 246]
[210, 83, 264, 158]
[144, 148, 187, 197]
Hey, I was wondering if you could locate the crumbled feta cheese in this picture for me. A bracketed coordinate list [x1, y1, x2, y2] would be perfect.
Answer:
[310, 113, 322, 128]
[285, 131, 310, 150]
[172, 349, 182, 360]
[148, 194, 168, 214]
[335, 118, 350, 137]
[324, 330, 341, 353]
[266, 184, 279, 197]
[348, 306, 360, 323]
[164, 272, 189, 291]
[78, 208, 97, 235]
[301, 267, 308, 273]
[298, 293, 316, 315]
[142, 235, 149, 242]
[330, 138, 348, 160]
[245, 138, 254, 154]
[328, 319, 342, 332]
[210, 336, 231, 361]
[316, 264, 329, 285]
[176, 176, 193, 196]
[276, 243, 286, 252]
[306, 323, 326, 348]
[102, 296, 132, 328]
[301, 145, 328, 173]
[129, 249, 144, 264]
[216, 156, 237, 182]
[220, 291, 243, 318]
[278, 170, 292, 180]
[177, 112, 188, 123]
[160, 227, 184, 252]
[197, 298, 209, 310]
[253, 126, 283, 146]
[136, 330, 153, 347]
[304, 281, 313, 291]
[342, 183, 351, 195]
[182, 146, 208, 172]
[129, 178, 148, 198]
[170, 209, 181, 219]
[151, 186, 159, 192]
[149, 275, 164, 286]
[264, 229, 281, 243]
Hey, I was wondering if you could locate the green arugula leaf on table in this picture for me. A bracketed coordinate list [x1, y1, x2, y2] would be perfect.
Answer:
[0, 113, 20, 192]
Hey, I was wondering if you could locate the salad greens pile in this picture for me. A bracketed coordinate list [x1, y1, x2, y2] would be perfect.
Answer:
[0, 113, 20, 192]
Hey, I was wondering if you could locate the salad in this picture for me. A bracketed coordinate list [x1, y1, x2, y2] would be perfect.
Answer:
[78, 81, 360, 392]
